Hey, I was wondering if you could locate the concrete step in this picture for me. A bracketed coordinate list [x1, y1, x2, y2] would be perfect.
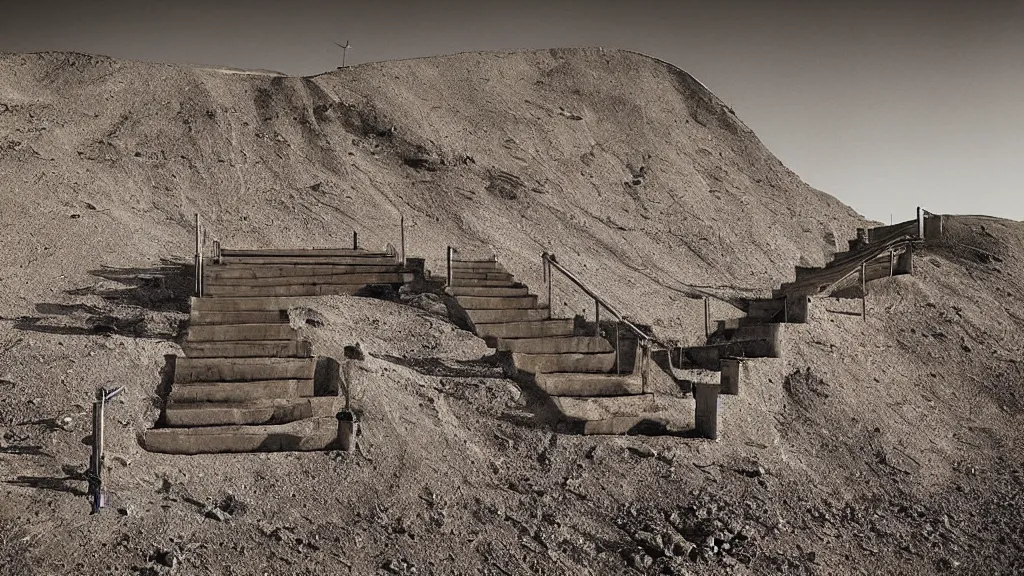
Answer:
[456, 294, 538, 310]
[206, 264, 403, 279]
[220, 248, 391, 258]
[204, 283, 387, 298]
[169, 379, 315, 403]
[551, 394, 656, 421]
[496, 336, 613, 354]
[535, 373, 643, 396]
[581, 416, 671, 435]
[448, 286, 529, 298]
[511, 351, 616, 375]
[451, 271, 514, 281]
[191, 296, 301, 312]
[449, 278, 520, 288]
[190, 310, 290, 325]
[205, 272, 414, 288]
[218, 255, 398, 266]
[141, 416, 338, 454]
[450, 260, 501, 271]
[181, 340, 312, 359]
[187, 323, 297, 342]
[164, 397, 339, 427]
[475, 319, 574, 340]
[466, 308, 550, 324]
[174, 357, 316, 383]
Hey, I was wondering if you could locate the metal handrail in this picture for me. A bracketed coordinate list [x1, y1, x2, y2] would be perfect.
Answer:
[542, 252, 650, 343]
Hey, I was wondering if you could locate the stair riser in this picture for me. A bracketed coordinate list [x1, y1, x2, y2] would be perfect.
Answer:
[206, 265, 403, 279]
[450, 278, 520, 288]
[511, 353, 616, 375]
[181, 341, 312, 359]
[220, 249, 390, 258]
[169, 379, 314, 403]
[449, 261, 501, 271]
[451, 272, 514, 281]
[141, 417, 337, 455]
[188, 324, 297, 342]
[204, 282, 405, 298]
[456, 295, 538, 310]
[536, 375, 643, 397]
[190, 310, 289, 325]
[496, 336, 613, 354]
[448, 286, 529, 297]
[174, 358, 316, 383]
[218, 256, 398, 266]
[205, 273, 413, 288]
[467, 308, 550, 324]
[164, 398, 337, 427]
[476, 321, 574, 340]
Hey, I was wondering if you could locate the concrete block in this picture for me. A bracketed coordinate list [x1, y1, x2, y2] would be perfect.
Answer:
[168, 379, 315, 403]
[206, 264, 402, 279]
[475, 319, 574, 340]
[511, 351, 616, 375]
[694, 381, 721, 440]
[141, 416, 338, 455]
[455, 295, 538, 310]
[720, 358, 741, 395]
[191, 297, 303, 312]
[551, 394, 656, 421]
[466, 307, 550, 324]
[187, 323, 297, 342]
[164, 397, 339, 427]
[189, 310, 290, 325]
[173, 357, 317, 383]
[496, 336, 613, 354]
[535, 373, 643, 396]
[182, 340, 312, 359]
[448, 286, 529, 298]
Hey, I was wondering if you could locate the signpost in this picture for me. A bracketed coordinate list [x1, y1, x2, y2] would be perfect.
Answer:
[88, 386, 124, 514]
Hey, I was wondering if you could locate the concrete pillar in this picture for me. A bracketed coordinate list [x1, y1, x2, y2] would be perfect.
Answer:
[895, 245, 914, 275]
[721, 358, 741, 395]
[694, 381, 721, 440]
[785, 296, 810, 323]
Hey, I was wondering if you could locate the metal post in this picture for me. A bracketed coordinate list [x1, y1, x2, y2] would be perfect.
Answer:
[890, 249, 895, 277]
[194, 214, 203, 297]
[704, 297, 710, 339]
[594, 299, 601, 337]
[399, 215, 406, 266]
[546, 258, 553, 315]
[89, 388, 105, 514]
[861, 262, 867, 320]
[614, 323, 620, 375]
[352, 231, 358, 250]
[213, 240, 221, 265]
[446, 246, 453, 287]
[917, 207, 925, 239]
[784, 296, 789, 323]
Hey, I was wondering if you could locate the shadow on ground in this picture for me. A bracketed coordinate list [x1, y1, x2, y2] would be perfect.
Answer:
[379, 355, 506, 379]
[10, 260, 192, 340]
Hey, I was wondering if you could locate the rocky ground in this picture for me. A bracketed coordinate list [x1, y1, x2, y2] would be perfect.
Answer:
[1, 49, 1022, 575]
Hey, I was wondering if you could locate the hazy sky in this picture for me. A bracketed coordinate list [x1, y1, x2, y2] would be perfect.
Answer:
[2, 0, 1021, 222]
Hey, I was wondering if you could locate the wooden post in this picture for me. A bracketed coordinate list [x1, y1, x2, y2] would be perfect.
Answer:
[917, 207, 925, 239]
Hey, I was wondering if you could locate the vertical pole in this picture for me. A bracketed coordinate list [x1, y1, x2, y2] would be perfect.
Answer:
[614, 323, 620, 375]
[399, 215, 406, 266]
[704, 297, 710, 339]
[446, 246, 453, 287]
[861, 262, 867, 320]
[90, 388, 105, 514]
[194, 214, 203, 297]
[352, 231, 358, 250]
[917, 207, 925, 239]
[783, 296, 789, 323]
[547, 260, 553, 316]
[594, 300, 600, 337]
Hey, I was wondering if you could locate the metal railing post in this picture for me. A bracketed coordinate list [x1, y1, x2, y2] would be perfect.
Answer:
[352, 231, 358, 250]
[446, 246, 453, 287]
[88, 386, 123, 514]
[704, 297, 710, 339]
[614, 322, 620, 375]
[861, 262, 867, 320]
[194, 214, 203, 297]
[594, 299, 601, 336]
[400, 215, 406, 266]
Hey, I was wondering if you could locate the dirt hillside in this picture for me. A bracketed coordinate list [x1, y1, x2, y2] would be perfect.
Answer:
[1, 49, 1022, 575]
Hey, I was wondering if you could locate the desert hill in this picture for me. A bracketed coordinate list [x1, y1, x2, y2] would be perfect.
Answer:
[0, 49, 1021, 575]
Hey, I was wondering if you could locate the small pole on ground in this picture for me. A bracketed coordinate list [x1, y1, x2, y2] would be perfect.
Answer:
[917, 207, 925, 239]
[335, 41, 352, 68]
[784, 296, 789, 323]
[614, 322, 620, 374]
[594, 299, 600, 337]
[194, 214, 203, 297]
[352, 231, 358, 250]
[88, 386, 123, 514]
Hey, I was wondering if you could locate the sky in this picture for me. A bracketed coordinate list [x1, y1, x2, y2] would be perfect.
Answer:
[1, 0, 1021, 222]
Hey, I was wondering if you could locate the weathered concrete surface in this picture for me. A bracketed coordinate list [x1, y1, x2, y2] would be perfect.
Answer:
[191, 296, 303, 312]
[551, 393, 656, 421]
[164, 397, 339, 427]
[206, 264, 403, 278]
[694, 381, 721, 440]
[173, 357, 317, 383]
[450, 278, 520, 288]
[535, 372, 642, 396]
[475, 319, 574, 340]
[495, 335, 613, 354]
[189, 310, 290, 325]
[219, 255, 399, 266]
[447, 286, 529, 298]
[466, 307, 550, 324]
[450, 261, 501, 271]
[205, 272, 413, 288]
[168, 379, 315, 403]
[141, 416, 337, 455]
[203, 283, 365, 298]
[187, 323, 297, 342]
[181, 340, 312, 359]
[450, 271, 514, 281]
[455, 295, 538, 310]
[220, 248, 392, 258]
[511, 351, 616, 375]
[721, 358, 741, 395]
[581, 416, 671, 435]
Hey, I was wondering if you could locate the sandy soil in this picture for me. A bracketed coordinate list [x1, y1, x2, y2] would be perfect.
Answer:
[1, 49, 1022, 575]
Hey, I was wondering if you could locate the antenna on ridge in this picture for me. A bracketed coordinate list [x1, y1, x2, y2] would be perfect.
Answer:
[335, 40, 352, 68]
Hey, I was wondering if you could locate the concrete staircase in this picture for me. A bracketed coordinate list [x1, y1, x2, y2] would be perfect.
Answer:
[142, 247, 413, 454]
[448, 255, 662, 435]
